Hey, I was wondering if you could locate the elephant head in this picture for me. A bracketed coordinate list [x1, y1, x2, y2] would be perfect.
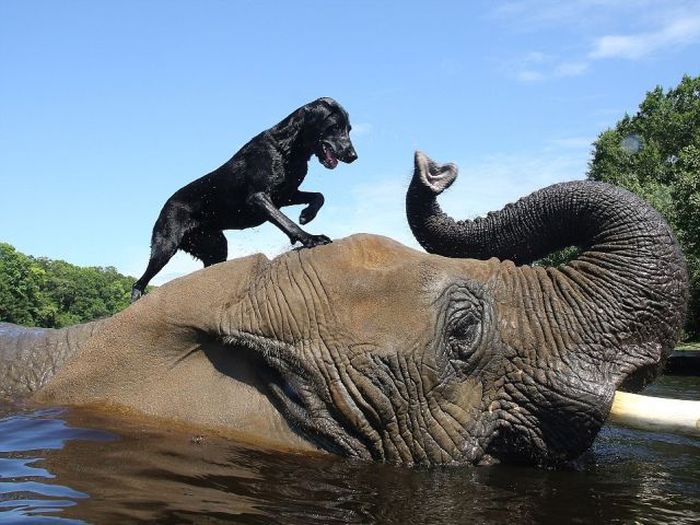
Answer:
[1, 152, 688, 468]
[404, 151, 689, 463]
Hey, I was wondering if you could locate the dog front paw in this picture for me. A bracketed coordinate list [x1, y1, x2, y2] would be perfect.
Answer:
[299, 206, 318, 225]
[300, 234, 332, 248]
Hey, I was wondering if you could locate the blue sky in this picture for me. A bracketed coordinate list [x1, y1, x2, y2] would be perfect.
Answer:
[1, 1, 699, 284]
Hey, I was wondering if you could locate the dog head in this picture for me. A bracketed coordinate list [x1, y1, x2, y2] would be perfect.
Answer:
[304, 97, 357, 169]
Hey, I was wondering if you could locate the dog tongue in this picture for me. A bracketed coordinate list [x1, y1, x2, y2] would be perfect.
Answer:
[325, 148, 338, 169]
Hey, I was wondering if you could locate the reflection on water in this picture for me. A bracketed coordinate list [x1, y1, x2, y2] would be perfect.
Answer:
[1, 376, 698, 524]
[0, 408, 113, 524]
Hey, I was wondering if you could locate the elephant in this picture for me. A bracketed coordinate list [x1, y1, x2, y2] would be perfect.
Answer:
[0, 152, 690, 467]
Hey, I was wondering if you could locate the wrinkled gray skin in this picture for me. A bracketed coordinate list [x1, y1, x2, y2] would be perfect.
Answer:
[0, 152, 688, 467]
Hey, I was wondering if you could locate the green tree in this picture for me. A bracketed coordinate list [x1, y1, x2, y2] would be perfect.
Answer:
[587, 75, 700, 339]
[0, 243, 49, 325]
[0, 242, 146, 328]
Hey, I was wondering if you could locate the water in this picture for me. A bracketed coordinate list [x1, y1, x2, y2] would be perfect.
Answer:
[1, 376, 698, 524]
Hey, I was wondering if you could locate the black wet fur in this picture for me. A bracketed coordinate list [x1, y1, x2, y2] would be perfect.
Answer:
[131, 97, 357, 302]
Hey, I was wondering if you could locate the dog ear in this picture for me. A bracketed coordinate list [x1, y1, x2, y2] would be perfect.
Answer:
[306, 98, 336, 119]
[317, 97, 350, 125]
[316, 97, 339, 111]
[302, 99, 336, 135]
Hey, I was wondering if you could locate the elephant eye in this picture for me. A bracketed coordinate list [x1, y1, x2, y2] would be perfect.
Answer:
[439, 281, 493, 373]
[449, 311, 480, 341]
[447, 309, 482, 359]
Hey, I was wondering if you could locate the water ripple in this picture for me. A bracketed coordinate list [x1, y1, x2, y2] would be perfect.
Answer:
[0, 407, 115, 524]
[0, 376, 697, 524]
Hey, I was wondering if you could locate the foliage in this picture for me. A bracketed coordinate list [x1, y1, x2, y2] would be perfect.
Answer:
[0, 242, 145, 328]
[535, 246, 580, 268]
[587, 75, 700, 339]
[537, 75, 699, 339]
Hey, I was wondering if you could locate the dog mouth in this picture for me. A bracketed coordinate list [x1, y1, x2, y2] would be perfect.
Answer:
[318, 142, 339, 169]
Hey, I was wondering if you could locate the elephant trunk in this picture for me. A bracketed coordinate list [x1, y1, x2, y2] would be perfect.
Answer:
[406, 151, 689, 389]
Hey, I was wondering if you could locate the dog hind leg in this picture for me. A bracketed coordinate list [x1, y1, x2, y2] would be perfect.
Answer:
[130, 233, 182, 302]
[131, 206, 193, 302]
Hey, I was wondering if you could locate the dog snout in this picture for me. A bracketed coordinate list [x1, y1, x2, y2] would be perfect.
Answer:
[344, 145, 358, 163]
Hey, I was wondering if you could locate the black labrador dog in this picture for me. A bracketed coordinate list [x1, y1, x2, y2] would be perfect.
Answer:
[131, 97, 357, 302]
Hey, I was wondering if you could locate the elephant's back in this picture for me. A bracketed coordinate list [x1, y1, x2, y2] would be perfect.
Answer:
[0, 320, 105, 399]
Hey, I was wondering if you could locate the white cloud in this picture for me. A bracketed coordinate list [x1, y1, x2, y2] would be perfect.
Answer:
[589, 16, 700, 59]
[510, 56, 589, 83]
[496, 2, 700, 82]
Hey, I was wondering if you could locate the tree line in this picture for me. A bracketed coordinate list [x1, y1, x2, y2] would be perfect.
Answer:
[0, 242, 141, 328]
